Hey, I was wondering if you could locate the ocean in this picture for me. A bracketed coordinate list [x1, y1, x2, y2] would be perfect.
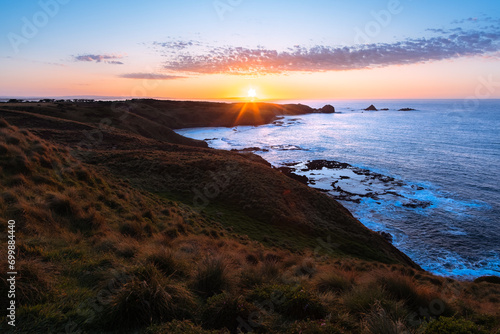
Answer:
[176, 99, 500, 279]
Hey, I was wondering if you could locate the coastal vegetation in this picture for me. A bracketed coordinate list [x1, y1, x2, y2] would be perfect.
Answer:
[0, 100, 498, 333]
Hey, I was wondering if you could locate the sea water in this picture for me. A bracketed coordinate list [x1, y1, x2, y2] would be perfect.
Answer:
[176, 99, 500, 279]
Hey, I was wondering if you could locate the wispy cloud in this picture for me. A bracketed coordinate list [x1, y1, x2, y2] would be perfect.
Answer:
[156, 24, 500, 75]
[152, 40, 202, 50]
[73, 54, 124, 64]
[119, 73, 186, 80]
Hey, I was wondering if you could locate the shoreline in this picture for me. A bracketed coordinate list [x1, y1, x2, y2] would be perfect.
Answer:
[174, 108, 498, 281]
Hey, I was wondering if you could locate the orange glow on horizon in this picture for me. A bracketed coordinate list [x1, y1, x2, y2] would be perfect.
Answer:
[2, 57, 499, 100]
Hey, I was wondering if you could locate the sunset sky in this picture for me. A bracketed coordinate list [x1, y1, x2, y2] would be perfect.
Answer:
[1, 0, 500, 100]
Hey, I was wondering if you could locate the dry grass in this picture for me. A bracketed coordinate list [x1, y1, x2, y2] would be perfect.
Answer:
[0, 117, 498, 333]
[142, 247, 190, 278]
[364, 302, 409, 334]
[103, 264, 196, 329]
[12, 259, 53, 306]
[313, 269, 355, 294]
[191, 255, 233, 297]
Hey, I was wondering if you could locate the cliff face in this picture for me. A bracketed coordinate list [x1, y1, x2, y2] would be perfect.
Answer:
[0, 100, 416, 267]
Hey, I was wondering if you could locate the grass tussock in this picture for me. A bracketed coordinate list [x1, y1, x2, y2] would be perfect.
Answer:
[13, 259, 53, 306]
[201, 292, 258, 332]
[142, 247, 190, 278]
[342, 283, 389, 314]
[364, 302, 409, 334]
[191, 255, 233, 297]
[102, 264, 196, 330]
[313, 270, 355, 294]
[250, 284, 328, 320]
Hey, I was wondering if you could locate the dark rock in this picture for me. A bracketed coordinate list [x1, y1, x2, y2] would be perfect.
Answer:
[380, 108, 389, 111]
[474, 276, 500, 284]
[318, 104, 335, 113]
[277, 167, 309, 185]
[398, 108, 416, 111]
[231, 147, 269, 152]
[306, 160, 351, 170]
[364, 105, 378, 111]
[378, 231, 393, 243]
[402, 200, 432, 209]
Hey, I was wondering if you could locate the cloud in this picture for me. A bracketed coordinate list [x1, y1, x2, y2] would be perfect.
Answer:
[157, 25, 500, 75]
[152, 40, 201, 50]
[451, 17, 479, 24]
[119, 73, 186, 80]
[73, 54, 124, 64]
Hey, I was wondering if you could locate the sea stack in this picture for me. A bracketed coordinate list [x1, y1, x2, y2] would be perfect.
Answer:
[365, 105, 378, 111]
[319, 104, 336, 113]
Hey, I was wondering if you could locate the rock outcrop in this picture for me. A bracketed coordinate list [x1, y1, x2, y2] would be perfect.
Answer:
[318, 104, 336, 113]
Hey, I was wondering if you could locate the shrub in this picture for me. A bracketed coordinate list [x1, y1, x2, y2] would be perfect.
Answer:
[6, 153, 32, 175]
[103, 264, 196, 329]
[145, 248, 189, 278]
[260, 259, 281, 280]
[240, 265, 264, 289]
[192, 256, 231, 297]
[314, 271, 354, 294]
[342, 283, 388, 313]
[250, 284, 327, 320]
[201, 293, 258, 332]
[245, 253, 259, 265]
[72, 207, 105, 233]
[46, 192, 81, 217]
[119, 221, 144, 239]
[424, 317, 488, 334]
[294, 258, 317, 277]
[364, 302, 408, 334]
[376, 273, 439, 311]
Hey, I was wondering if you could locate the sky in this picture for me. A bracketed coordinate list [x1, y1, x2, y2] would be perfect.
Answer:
[1, 0, 500, 101]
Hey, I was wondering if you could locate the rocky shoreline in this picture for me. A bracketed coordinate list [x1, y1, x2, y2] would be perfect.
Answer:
[276, 159, 431, 207]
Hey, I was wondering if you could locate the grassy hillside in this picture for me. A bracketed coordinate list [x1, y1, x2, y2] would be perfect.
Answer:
[0, 101, 499, 333]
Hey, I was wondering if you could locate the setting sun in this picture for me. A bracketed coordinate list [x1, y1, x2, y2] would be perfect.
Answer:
[248, 88, 257, 99]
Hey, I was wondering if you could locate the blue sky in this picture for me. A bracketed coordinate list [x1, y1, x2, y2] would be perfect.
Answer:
[1, 0, 499, 99]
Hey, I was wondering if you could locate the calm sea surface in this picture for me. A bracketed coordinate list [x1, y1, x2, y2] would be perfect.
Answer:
[177, 99, 500, 278]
